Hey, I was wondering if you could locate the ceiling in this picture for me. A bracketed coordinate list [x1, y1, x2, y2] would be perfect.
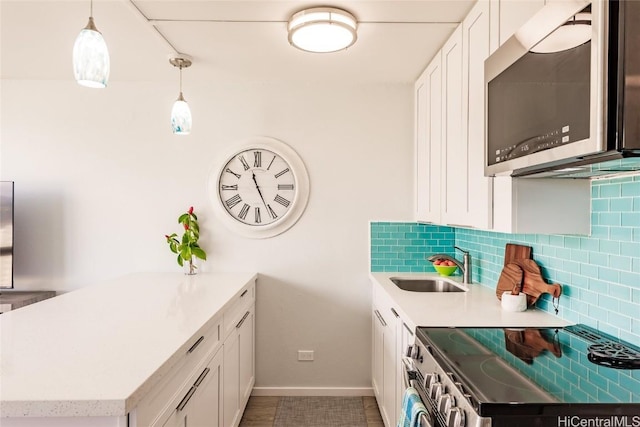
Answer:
[1, 0, 475, 84]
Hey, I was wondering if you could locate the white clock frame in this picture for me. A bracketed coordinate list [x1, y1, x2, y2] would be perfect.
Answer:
[209, 136, 310, 239]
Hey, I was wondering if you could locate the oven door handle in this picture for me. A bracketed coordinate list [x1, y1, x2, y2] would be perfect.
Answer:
[401, 357, 418, 389]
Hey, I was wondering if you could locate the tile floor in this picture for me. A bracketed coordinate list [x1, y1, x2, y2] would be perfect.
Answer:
[239, 396, 384, 427]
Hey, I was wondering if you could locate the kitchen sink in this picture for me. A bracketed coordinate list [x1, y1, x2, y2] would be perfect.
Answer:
[390, 277, 466, 293]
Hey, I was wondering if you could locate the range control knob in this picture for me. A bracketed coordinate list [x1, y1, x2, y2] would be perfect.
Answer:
[438, 393, 455, 414]
[430, 382, 444, 400]
[423, 372, 439, 390]
[447, 407, 466, 427]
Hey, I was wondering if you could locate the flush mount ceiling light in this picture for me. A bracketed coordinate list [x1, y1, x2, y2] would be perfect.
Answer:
[169, 55, 193, 135]
[288, 7, 357, 53]
[530, 12, 592, 54]
[73, 0, 110, 88]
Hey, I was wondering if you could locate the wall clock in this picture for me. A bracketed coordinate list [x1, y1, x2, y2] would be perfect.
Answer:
[210, 136, 310, 238]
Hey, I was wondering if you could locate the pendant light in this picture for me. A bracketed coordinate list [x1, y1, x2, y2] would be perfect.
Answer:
[288, 7, 357, 53]
[169, 55, 193, 135]
[73, 0, 110, 88]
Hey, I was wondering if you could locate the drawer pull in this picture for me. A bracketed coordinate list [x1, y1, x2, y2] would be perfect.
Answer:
[236, 311, 250, 329]
[403, 323, 414, 336]
[193, 367, 210, 387]
[240, 289, 249, 298]
[176, 386, 196, 411]
[187, 336, 204, 354]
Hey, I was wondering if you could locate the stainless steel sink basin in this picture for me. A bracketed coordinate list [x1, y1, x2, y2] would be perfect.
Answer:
[390, 277, 466, 292]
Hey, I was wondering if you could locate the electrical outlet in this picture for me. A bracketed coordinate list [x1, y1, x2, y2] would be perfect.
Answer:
[298, 350, 314, 361]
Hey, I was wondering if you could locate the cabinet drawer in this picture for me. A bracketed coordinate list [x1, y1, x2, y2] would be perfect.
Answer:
[133, 316, 222, 426]
[223, 281, 255, 339]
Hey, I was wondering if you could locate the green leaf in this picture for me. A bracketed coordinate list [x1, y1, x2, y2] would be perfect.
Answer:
[177, 254, 184, 266]
[192, 247, 207, 260]
[191, 213, 198, 221]
[181, 247, 192, 260]
[178, 213, 189, 223]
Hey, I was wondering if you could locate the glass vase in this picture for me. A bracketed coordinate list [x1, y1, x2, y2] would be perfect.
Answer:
[184, 256, 198, 275]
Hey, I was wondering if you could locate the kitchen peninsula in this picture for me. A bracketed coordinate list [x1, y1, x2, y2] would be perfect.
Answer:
[0, 272, 257, 427]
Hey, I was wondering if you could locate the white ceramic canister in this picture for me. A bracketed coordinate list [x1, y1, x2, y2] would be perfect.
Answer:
[501, 292, 527, 312]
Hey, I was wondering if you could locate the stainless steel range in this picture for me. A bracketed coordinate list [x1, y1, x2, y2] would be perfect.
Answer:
[403, 325, 640, 427]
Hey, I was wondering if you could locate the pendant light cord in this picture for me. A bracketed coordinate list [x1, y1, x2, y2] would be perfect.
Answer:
[90, 0, 93, 18]
[179, 65, 183, 94]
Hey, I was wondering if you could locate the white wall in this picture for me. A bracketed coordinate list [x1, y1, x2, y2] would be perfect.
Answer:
[0, 78, 414, 391]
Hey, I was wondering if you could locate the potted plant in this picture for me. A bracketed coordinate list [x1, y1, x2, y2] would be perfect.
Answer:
[165, 206, 207, 274]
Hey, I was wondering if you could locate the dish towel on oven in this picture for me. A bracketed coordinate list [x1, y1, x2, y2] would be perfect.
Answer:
[397, 386, 428, 427]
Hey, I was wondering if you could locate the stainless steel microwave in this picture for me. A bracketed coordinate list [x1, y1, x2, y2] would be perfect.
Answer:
[485, 0, 640, 178]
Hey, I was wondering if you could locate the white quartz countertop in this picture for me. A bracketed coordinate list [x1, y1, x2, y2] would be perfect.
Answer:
[370, 272, 570, 328]
[0, 272, 257, 418]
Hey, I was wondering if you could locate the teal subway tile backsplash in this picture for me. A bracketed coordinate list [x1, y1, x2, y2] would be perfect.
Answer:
[370, 222, 455, 273]
[370, 174, 640, 345]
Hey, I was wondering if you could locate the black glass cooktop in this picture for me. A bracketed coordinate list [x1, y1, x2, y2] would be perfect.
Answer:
[417, 324, 640, 414]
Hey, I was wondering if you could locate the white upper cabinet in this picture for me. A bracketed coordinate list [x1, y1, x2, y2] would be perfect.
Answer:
[414, 52, 442, 223]
[461, 0, 493, 230]
[440, 25, 466, 226]
[418, 0, 493, 229]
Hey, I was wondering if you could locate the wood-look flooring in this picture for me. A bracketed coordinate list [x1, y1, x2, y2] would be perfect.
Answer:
[239, 396, 384, 427]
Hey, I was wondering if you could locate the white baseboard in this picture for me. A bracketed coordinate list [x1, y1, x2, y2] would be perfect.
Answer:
[251, 387, 375, 397]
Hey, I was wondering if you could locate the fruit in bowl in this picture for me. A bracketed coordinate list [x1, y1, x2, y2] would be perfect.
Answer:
[432, 258, 458, 276]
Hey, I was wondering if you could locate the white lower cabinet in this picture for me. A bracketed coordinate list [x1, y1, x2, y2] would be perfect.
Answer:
[372, 286, 414, 427]
[132, 280, 256, 427]
[224, 304, 255, 427]
[162, 349, 224, 427]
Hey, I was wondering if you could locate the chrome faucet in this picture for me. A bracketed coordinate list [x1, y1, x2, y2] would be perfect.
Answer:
[427, 246, 472, 284]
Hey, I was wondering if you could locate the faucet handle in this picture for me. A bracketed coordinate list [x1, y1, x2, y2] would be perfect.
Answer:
[454, 246, 469, 255]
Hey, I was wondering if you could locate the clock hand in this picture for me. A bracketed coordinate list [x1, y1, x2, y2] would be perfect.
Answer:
[252, 172, 269, 209]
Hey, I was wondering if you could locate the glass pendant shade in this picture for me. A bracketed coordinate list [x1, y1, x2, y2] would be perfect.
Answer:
[171, 93, 192, 135]
[73, 17, 110, 88]
[288, 7, 357, 53]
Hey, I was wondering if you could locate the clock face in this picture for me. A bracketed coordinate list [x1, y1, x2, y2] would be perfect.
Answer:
[211, 137, 309, 238]
[218, 148, 296, 226]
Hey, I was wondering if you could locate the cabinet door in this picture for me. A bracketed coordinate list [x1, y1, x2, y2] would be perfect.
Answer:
[184, 350, 223, 427]
[382, 308, 398, 427]
[415, 52, 442, 223]
[371, 306, 386, 406]
[224, 305, 254, 427]
[238, 306, 255, 406]
[440, 25, 464, 226]
[462, 0, 493, 229]
[162, 350, 223, 427]
[223, 328, 240, 427]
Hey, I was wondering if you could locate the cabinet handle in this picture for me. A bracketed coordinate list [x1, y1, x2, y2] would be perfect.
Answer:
[187, 336, 204, 354]
[176, 386, 197, 411]
[374, 309, 387, 327]
[240, 289, 248, 298]
[390, 308, 399, 318]
[193, 367, 210, 387]
[236, 311, 250, 329]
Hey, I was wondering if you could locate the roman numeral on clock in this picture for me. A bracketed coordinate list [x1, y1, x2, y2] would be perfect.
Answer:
[225, 168, 241, 179]
[274, 194, 290, 207]
[238, 203, 250, 220]
[225, 194, 242, 209]
[278, 184, 294, 191]
[239, 155, 250, 171]
[275, 168, 290, 179]
[254, 151, 262, 168]
[254, 207, 261, 224]
[221, 184, 238, 191]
